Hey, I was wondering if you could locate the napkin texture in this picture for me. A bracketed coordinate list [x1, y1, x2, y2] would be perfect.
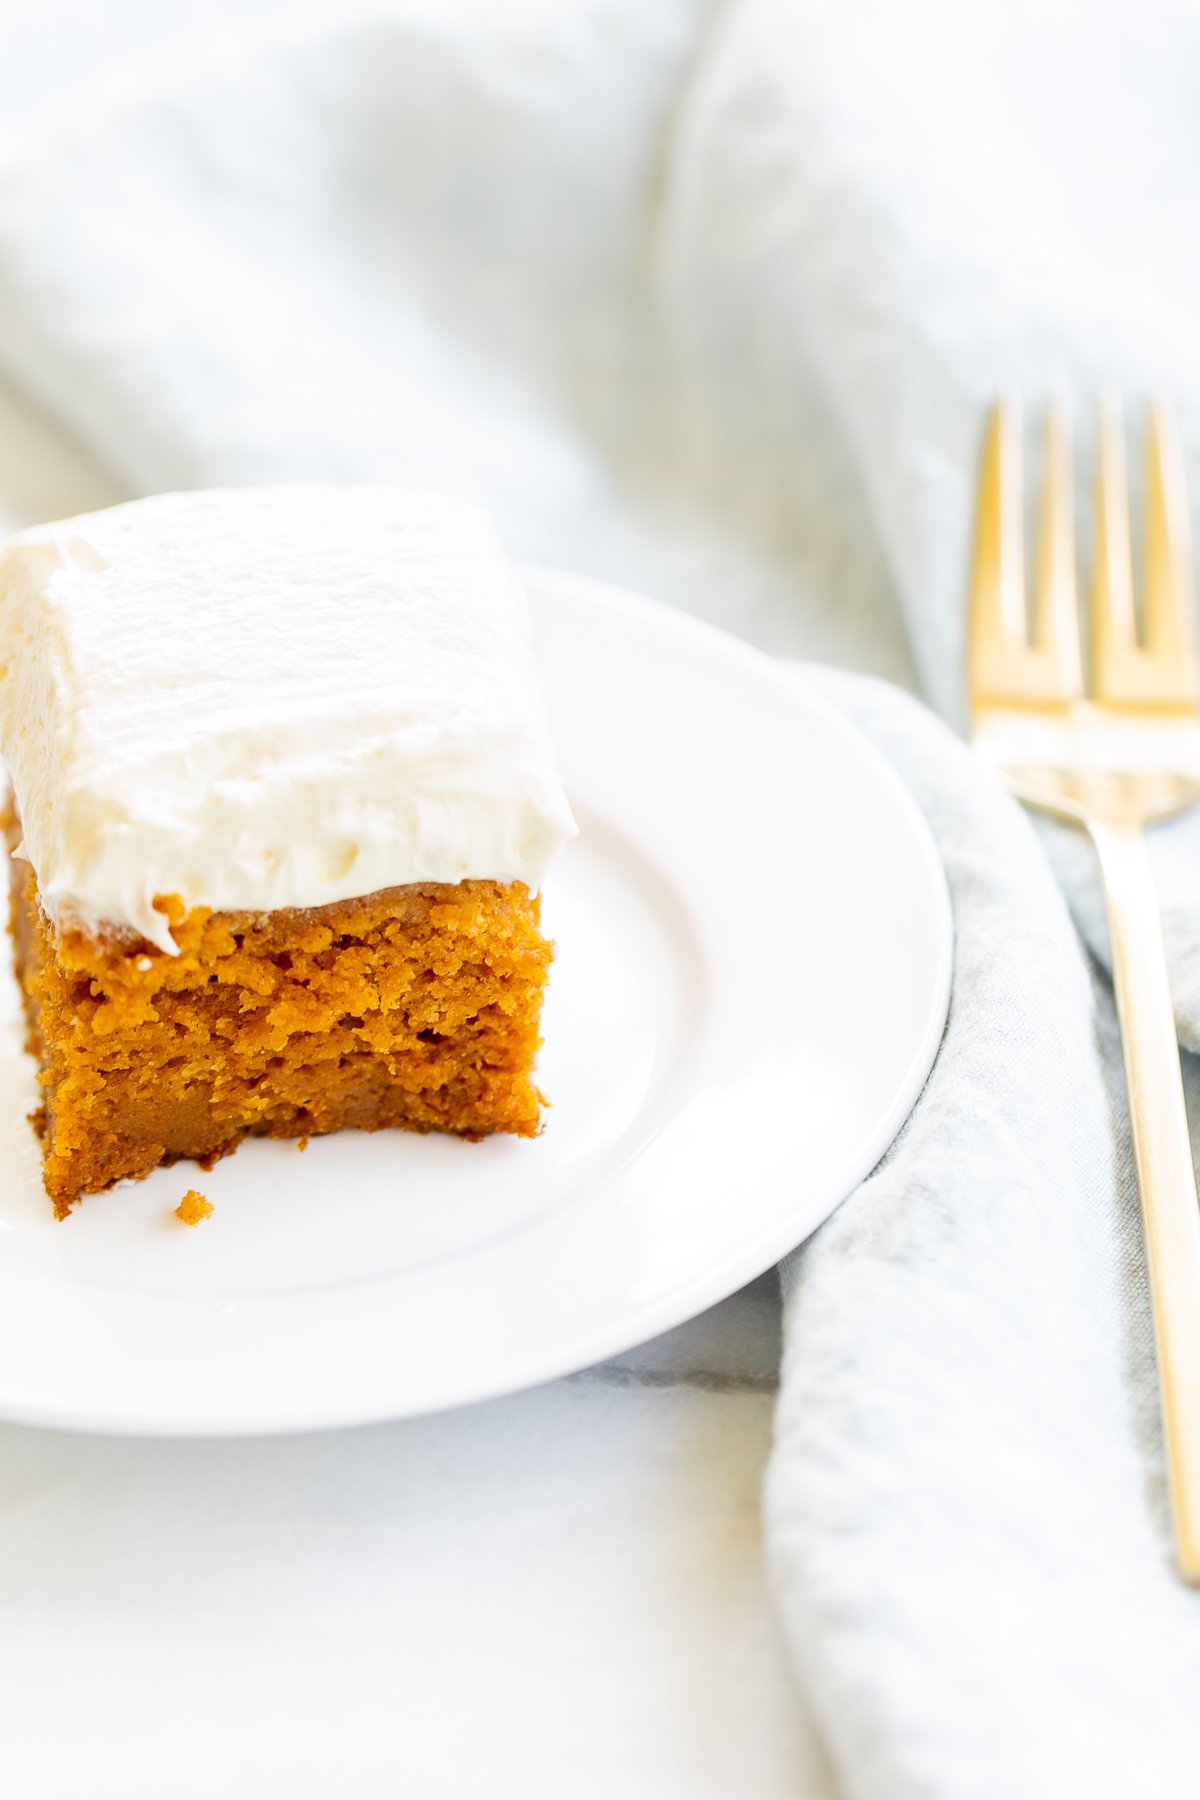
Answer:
[771, 673, 1200, 1799]
[2, 0, 1200, 1793]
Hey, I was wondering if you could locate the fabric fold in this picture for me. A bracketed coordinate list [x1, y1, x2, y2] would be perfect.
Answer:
[769, 672, 1200, 1799]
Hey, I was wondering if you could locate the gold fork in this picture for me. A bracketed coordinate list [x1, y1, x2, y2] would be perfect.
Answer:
[969, 400, 1200, 1580]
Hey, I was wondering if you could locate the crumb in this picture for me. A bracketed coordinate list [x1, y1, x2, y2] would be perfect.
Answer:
[297, 1135, 309, 1152]
[175, 1188, 213, 1227]
[10, 845, 548, 1213]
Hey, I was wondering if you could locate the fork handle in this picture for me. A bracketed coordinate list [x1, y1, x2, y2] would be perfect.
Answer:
[1091, 816, 1200, 1579]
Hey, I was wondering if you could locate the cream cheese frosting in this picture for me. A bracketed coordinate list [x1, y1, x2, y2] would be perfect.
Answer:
[0, 487, 577, 954]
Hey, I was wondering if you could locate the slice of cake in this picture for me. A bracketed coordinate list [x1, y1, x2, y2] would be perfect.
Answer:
[0, 487, 576, 1216]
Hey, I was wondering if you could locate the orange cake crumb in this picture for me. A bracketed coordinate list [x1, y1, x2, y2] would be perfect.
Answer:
[175, 1189, 213, 1226]
[7, 815, 551, 1217]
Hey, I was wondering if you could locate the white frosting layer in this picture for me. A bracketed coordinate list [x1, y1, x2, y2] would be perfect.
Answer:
[0, 487, 576, 953]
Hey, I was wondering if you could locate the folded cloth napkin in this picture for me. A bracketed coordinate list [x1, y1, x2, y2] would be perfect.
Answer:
[3, 0, 1200, 1793]
[772, 672, 1200, 1798]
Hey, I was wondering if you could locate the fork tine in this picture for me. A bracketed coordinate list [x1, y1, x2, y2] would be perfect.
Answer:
[1033, 405, 1083, 697]
[968, 401, 1028, 706]
[970, 399, 1025, 637]
[1093, 399, 1199, 706]
[1143, 402, 1200, 703]
[1092, 398, 1138, 703]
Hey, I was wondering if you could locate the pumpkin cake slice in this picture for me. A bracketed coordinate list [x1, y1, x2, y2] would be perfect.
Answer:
[0, 487, 576, 1216]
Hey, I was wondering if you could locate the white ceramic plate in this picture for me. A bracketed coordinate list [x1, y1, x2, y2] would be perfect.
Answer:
[0, 568, 952, 1436]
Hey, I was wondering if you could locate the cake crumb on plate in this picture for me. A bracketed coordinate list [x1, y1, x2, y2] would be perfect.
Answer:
[175, 1189, 213, 1227]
